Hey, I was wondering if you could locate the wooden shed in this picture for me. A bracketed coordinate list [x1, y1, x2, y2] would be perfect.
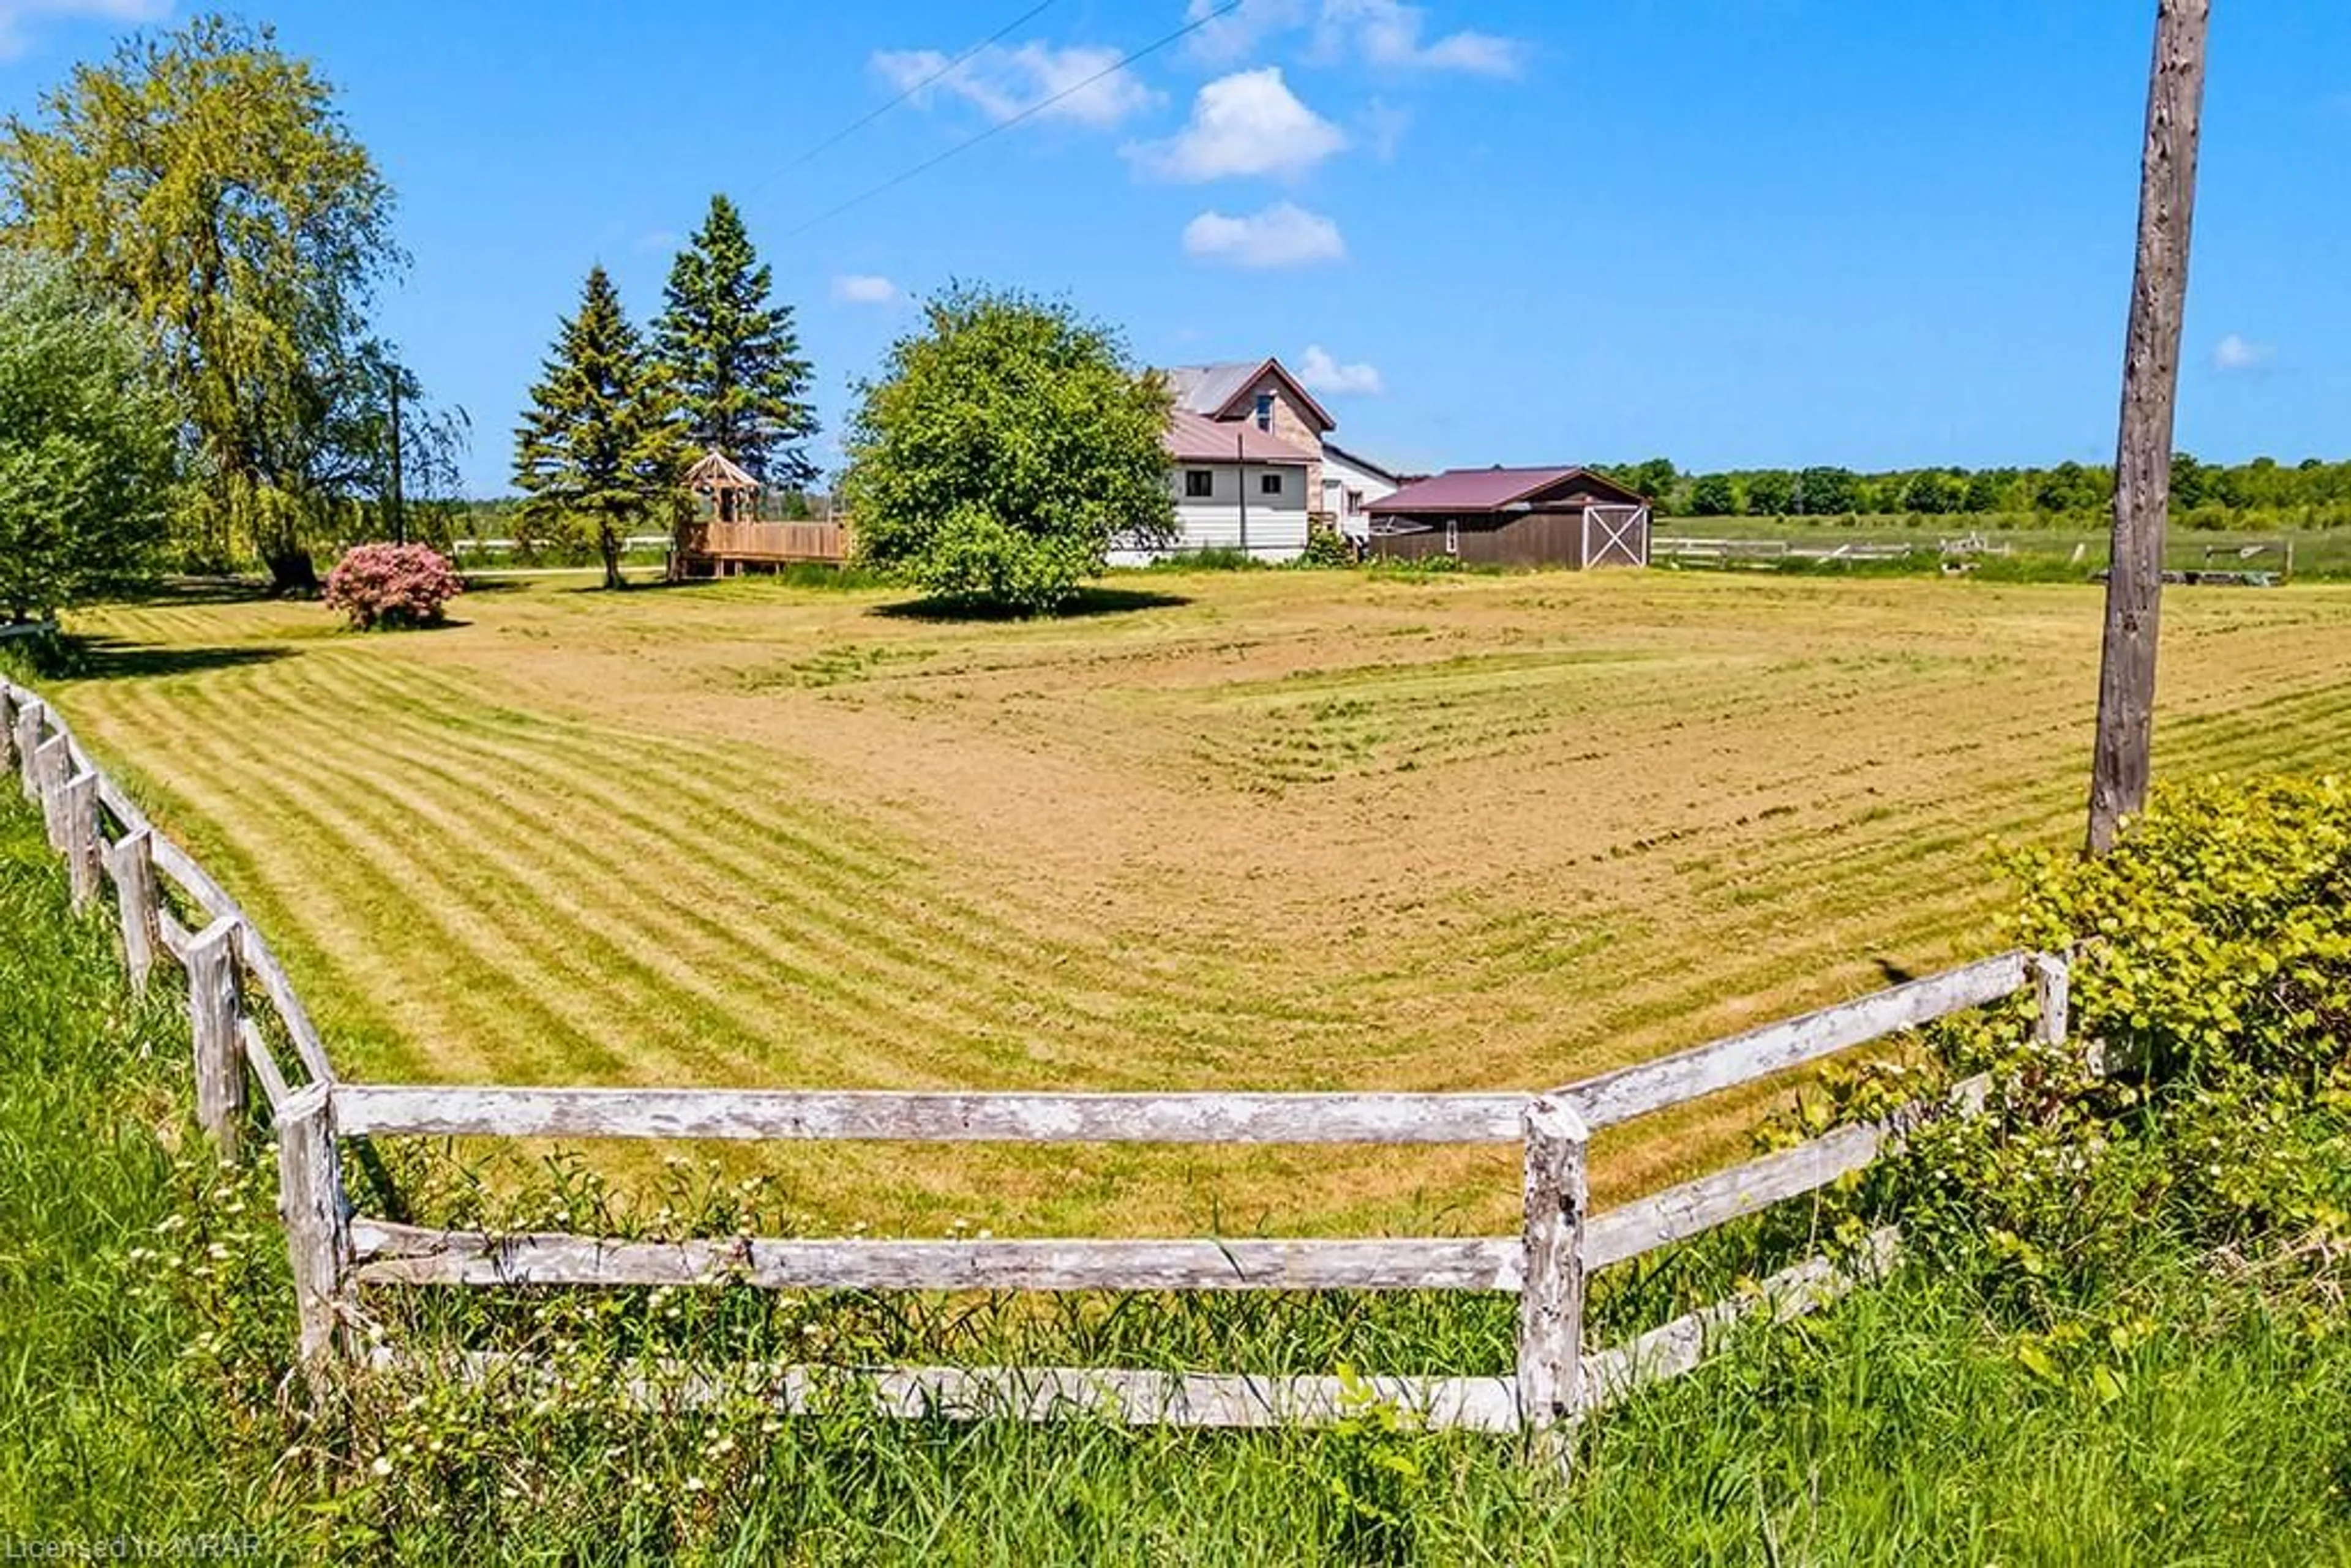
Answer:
[1367, 467, 1651, 568]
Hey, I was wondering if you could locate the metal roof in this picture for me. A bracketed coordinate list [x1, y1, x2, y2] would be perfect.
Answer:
[1157, 357, 1338, 432]
[1162, 362, 1262, 417]
[1164, 409, 1314, 466]
[1367, 466, 1642, 514]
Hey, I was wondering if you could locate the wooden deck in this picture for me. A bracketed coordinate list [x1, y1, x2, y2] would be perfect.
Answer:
[678, 521, 848, 576]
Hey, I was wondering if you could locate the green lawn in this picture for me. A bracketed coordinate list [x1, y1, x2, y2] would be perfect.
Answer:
[31, 567, 2351, 1237]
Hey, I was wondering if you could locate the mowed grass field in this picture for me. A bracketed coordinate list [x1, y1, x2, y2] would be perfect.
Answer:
[43, 568, 2351, 1236]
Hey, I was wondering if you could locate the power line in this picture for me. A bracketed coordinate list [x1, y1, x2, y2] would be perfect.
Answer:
[767, 0, 1061, 182]
[781, 0, 1242, 241]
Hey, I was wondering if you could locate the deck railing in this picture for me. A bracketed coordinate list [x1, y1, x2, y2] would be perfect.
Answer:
[688, 520, 848, 564]
[0, 671, 2074, 1463]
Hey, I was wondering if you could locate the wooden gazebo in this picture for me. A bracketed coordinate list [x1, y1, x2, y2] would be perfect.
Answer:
[672, 448, 848, 579]
[685, 448, 759, 523]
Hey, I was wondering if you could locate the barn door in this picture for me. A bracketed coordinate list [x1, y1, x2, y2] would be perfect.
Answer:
[1581, 505, 1651, 568]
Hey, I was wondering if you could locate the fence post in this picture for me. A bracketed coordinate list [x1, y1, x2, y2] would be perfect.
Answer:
[59, 770, 100, 910]
[277, 1083, 351, 1375]
[1518, 1093, 1591, 1476]
[0, 685, 16, 773]
[187, 917, 247, 1160]
[109, 827, 161, 991]
[12, 700, 39, 800]
[2030, 953, 2071, 1048]
[33, 735, 70, 848]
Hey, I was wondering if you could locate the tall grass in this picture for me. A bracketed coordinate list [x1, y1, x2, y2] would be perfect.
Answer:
[0, 791, 300, 1548]
[4, 788, 2350, 1561]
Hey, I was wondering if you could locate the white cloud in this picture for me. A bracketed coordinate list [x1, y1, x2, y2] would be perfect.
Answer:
[870, 42, 1160, 129]
[1182, 203, 1346, 268]
[1127, 67, 1346, 182]
[831, 274, 899, 306]
[2213, 332, 2274, 372]
[1183, 0, 1308, 64]
[1318, 0, 1524, 74]
[634, 230, 679, 255]
[1296, 345, 1384, 395]
[0, 0, 165, 60]
[1182, 0, 1523, 77]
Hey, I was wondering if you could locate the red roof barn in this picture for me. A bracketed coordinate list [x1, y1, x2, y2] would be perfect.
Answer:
[1366, 466, 1652, 568]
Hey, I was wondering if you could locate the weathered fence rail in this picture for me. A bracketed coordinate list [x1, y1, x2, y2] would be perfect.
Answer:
[0, 670, 2075, 1464]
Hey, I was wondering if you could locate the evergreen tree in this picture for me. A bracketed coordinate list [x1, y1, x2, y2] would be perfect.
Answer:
[512, 266, 685, 590]
[654, 194, 817, 493]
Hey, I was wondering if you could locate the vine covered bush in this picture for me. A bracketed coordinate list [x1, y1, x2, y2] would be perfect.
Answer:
[323, 543, 463, 630]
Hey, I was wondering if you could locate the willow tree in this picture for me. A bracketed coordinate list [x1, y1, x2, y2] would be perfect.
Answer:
[514, 266, 688, 590]
[0, 13, 401, 593]
[654, 194, 817, 492]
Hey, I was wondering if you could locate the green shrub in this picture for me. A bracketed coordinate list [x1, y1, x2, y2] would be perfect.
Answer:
[1297, 527, 1356, 569]
[1801, 777, 2351, 1315]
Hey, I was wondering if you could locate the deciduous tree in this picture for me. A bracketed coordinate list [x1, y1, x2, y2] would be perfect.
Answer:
[1744, 470, 1794, 517]
[513, 266, 687, 590]
[0, 249, 176, 622]
[0, 13, 405, 593]
[1798, 465, 1860, 516]
[842, 284, 1174, 615]
[1686, 472, 1738, 516]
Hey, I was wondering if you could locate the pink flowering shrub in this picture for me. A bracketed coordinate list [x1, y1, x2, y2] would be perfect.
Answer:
[323, 544, 463, 631]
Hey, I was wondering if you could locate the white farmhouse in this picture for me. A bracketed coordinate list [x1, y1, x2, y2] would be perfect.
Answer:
[1114, 356, 1398, 565]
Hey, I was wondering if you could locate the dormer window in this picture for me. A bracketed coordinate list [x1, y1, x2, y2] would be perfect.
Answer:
[1253, 392, 1274, 431]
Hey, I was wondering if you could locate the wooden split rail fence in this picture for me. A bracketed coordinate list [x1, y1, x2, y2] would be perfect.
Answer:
[0, 672, 2073, 1458]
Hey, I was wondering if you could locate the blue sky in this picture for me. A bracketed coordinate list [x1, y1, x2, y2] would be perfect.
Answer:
[2, 1, 2345, 494]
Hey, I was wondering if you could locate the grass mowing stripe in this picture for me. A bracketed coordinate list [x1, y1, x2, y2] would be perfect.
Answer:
[311, 652, 1247, 995]
[98, 680, 643, 1084]
[253, 661, 1310, 1073]
[234, 691, 1008, 1089]
[304, 653, 1335, 1037]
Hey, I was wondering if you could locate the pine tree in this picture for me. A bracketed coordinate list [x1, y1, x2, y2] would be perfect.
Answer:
[654, 194, 818, 494]
[512, 266, 686, 589]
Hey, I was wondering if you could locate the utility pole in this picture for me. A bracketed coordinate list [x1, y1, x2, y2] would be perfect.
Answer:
[385, 362, 407, 546]
[2087, 0, 2209, 855]
[1236, 428, 1249, 558]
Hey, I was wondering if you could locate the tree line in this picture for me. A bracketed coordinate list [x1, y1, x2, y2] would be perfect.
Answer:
[1602, 455, 2351, 527]
[0, 8, 1155, 619]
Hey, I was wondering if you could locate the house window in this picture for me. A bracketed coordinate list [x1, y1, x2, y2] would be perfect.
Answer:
[1183, 470, 1213, 499]
[1253, 392, 1274, 431]
[1444, 518, 1460, 556]
[1346, 488, 1365, 515]
[1260, 473, 1282, 496]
